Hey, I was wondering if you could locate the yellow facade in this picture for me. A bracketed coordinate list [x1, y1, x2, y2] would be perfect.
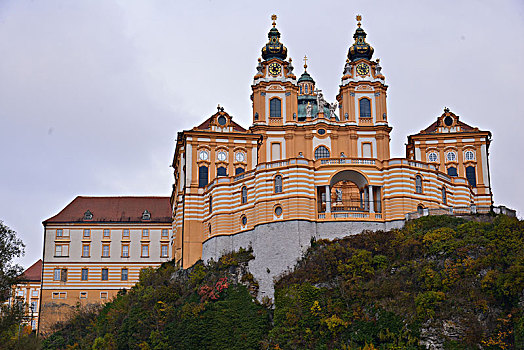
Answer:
[171, 16, 494, 268]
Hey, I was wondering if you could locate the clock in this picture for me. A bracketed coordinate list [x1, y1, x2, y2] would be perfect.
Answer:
[268, 62, 282, 76]
[235, 152, 245, 162]
[217, 151, 227, 162]
[356, 63, 369, 76]
[198, 150, 209, 161]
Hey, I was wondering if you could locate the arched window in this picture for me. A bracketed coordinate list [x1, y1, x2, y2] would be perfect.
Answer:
[417, 205, 424, 215]
[305, 85, 308, 94]
[314, 146, 330, 159]
[442, 187, 446, 205]
[359, 98, 371, 118]
[274, 175, 283, 193]
[209, 196, 212, 213]
[270, 98, 281, 118]
[447, 167, 458, 177]
[466, 166, 476, 187]
[235, 167, 245, 175]
[198, 166, 208, 188]
[217, 166, 227, 177]
[300, 86, 303, 94]
[241, 186, 247, 204]
[415, 175, 423, 194]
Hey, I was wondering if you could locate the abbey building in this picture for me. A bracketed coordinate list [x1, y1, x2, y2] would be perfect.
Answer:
[38, 15, 499, 331]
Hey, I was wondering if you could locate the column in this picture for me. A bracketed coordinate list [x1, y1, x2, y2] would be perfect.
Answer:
[368, 186, 375, 213]
[325, 185, 331, 213]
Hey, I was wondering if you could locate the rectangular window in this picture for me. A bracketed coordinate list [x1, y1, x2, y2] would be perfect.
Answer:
[80, 291, 87, 299]
[121, 268, 128, 281]
[161, 245, 168, 258]
[103, 229, 110, 238]
[142, 229, 149, 238]
[100, 292, 108, 299]
[54, 244, 69, 257]
[32, 290, 38, 297]
[30, 301, 38, 312]
[101, 268, 108, 281]
[123, 229, 130, 238]
[161, 229, 169, 238]
[82, 244, 90, 257]
[271, 143, 281, 161]
[102, 244, 110, 257]
[16, 290, 24, 297]
[61, 269, 67, 282]
[56, 229, 63, 238]
[362, 143, 372, 158]
[141, 244, 149, 257]
[52, 292, 66, 299]
[83, 229, 90, 238]
[54, 269, 61, 281]
[81, 268, 88, 281]
[122, 244, 129, 258]
[31, 320, 36, 330]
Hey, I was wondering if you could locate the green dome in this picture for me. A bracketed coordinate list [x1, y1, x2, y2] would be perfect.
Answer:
[298, 70, 315, 83]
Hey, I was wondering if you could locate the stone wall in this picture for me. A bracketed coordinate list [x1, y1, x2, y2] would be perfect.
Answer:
[202, 219, 405, 300]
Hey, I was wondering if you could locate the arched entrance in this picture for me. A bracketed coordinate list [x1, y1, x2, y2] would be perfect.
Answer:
[317, 170, 381, 216]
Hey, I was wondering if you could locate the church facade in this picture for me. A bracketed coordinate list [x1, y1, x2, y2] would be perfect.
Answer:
[171, 15, 493, 269]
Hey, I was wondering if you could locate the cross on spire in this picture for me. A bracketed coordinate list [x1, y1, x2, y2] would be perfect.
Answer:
[217, 104, 224, 112]
[303, 55, 308, 70]
[271, 14, 277, 27]
[356, 14, 362, 28]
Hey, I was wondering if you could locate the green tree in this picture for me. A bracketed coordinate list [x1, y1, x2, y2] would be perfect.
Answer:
[0, 220, 25, 302]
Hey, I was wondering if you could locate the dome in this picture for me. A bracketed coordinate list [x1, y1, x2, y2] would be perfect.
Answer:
[261, 15, 288, 61]
[298, 71, 315, 83]
[347, 15, 374, 62]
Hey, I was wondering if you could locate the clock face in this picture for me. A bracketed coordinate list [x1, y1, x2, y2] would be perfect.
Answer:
[268, 62, 282, 76]
[198, 150, 209, 161]
[356, 63, 369, 76]
[235, 152, 245, 162]
[217, 151, 227, 162]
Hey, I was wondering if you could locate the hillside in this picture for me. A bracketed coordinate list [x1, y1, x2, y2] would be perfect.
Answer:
[42, 215, 524, 349]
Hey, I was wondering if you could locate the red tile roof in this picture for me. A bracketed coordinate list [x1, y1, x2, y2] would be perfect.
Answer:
[20, 259, 42, 282]
[43, 196, 172, 224]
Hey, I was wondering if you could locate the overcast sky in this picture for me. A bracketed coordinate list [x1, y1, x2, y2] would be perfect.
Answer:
[1, 0, 523, 269]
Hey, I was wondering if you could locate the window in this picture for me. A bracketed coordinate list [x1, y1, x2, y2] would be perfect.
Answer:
[362, 143, 372, 158]
[16, 290, 24, 297]
[465, 150, 475, 161]
[274, 175, 283, 193]
[32, 290, 38, 297]
[142, 210, 151, 220]
[314, 146, 330, 159]
[466, 166, 476, 187]
[417, 205, 424, 215]
[31, 320, 36, 330]
[235, 167, 245, 175]
[103, 229, 110, 238]
[81, 268, 88, 281]
[161, 245, 169, 258]
[142, 229, 149, 238]
[121, 268, 128, 281]
[55, 244, 69, 257]
[241, 215, 247, 226]
[359, 98, 371, 118]
[52, 292, 66, 299]
[446, 151, 457, 162]
[82, 244, 90, 257]
[275, 206, 283, 216]
[271, 143, 281, 161]
[447, 167, 458, 177]
[415, 175, 423, 194]
[142, 245, 149, 257]
[442, 187, 447, 205]
[123, 229, 130, 238]
[30, 301, 37, 312]
[198, 166, 208, 188]
[161, 229, 169, 238]
[102, 245, 110, 257]
[305, 85, 308, 94]
[56, 229, 63, 238]
[209, 196, 212, 213]
[100, 292, 108, 299]
[317, 129, 326, 135]
[83, 229, 90, 238]
[428, 152, 438, 162]
[217, 166, 227, 177]
[122, 244, 129, 258]
[270, 98, 281, 118]
[54, 269, 61, 281]
[60, 269, 67, 282]
[101, 268, 108, 281]
[300, 86, 303, 94]
[217, 115, 227, 126]
[84, 210, 93, 220]
[80, 292, 87, 299]
[241, 186, 247, 204]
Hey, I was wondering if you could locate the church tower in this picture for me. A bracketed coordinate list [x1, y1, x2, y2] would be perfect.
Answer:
[251, 15, 298, 126]
[336, 15, 391, 161]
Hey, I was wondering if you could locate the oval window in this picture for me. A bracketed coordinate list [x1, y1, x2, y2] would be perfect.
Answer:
[274, 206, 283, 216]
[317, 129, 326, 135]
[241, 216, 247, 226]
[444, 116, 453, 126]
[217, 116, 227, 126]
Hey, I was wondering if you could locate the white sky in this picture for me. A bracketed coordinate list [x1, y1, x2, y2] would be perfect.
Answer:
[1, 0, 523, 268]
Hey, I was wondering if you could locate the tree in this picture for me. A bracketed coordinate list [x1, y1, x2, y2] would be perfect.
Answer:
[0, 220, 25, 302]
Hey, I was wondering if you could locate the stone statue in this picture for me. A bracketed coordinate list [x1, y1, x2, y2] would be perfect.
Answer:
[329, 102, 338, 118]
[306, 102, 312, 118]
[256, 58, 264, 75]
[375, 59, 382, 76]
[343, 59, 352, 75]
[336, 189, 343, 202]
[287, 58, 294, 75]
[317, 92, 326, 114]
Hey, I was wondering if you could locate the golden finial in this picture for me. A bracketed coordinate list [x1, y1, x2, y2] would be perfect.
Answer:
[271, 14, 277, 27]
[303, 55, 308, 70]
[376, 58, 380, 63]
[356, 14, 362, 28]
